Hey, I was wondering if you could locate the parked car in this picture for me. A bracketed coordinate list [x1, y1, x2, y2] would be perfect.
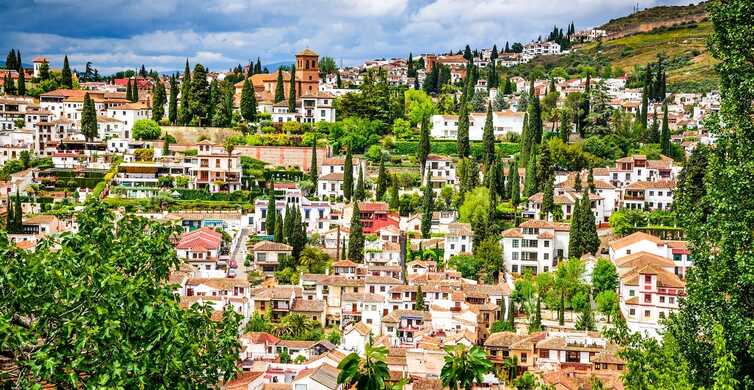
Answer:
[227, 269, 237, 278]
[229, 260, 238, 269]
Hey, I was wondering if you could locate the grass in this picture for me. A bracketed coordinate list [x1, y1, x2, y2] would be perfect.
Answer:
[577, 22, 718, 91]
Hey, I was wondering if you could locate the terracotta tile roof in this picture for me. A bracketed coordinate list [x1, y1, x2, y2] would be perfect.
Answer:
[292, 299, 325, 312]
[447, 222, 472, 237]
[625, 179, 676, 190]
[501, 228, 523, 238]
[333, 259, 359, 267]
[252, 286, 299, 300]
[319, 172, 344, 181]
[609, 232, 665, 250]
[241, 332, 280, 345]
[348, 322, 372, 336]
[484, 332, 521, 348]
[186, 277, 250, 290]
[591, 349, 625, 364]
[620, 264, 685, 288]
[615, 251, 674, 269]
[251, 240, 292, 252]
[176, 227, 222, 251]
[297, 48, 319, 56]
[342, 292, 385, 302]
[365, 275, 402, 285]
[225, 371, 264, 390]
[357, 201, 389, 212]
[382, 309, 431, 322]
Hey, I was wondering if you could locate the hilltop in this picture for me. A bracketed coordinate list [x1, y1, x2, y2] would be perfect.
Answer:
[524, 2, 717, 92]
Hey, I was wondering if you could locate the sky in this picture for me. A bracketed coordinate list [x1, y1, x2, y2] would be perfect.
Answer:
[0, 0, 694, 75]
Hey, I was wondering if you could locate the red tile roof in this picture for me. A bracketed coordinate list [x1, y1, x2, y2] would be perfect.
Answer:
[176, 227, 222, 251]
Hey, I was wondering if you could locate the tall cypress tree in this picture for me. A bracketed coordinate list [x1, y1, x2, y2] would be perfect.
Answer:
[418, 115, 431, 179]
[574, 172, 582, 191]
[510, 160, 520, 207]
[61, 55, 72, 88]
[240, 78, 256, 122]
[457, 94, 470, 157]
[5, 49, 16, 70]
[125, 78, 132, 101]
[265, 185, 277, 234]
[309, 137, 318, 192]
[81, 93, 98, 141]
[482, 103, 495, 171]
[520, 113, 530, 165]
[274, 211, 284, 243]
[288, 65, 297, 113]
[660, 102, 671, 155]
[568, 193, 583, 257]
[343, 147, 354, 202]
[206, 80, 218, 123]
[524, 144, 538, 197]
[648, 106, 660, 143]
[355, 166, 365, 201]
[536, 142, 552, 193]
[389, 174, 400, 210]
[541, 174, 554, 220]
[3, 74, 15, 95]
[5, 194, 13, 233]
[168, 75, 178, 125]
[528, 93, 543, 144]
[376, 153, 388, 201]
[12, 190, 22, 233]
[255, 58, 262, 74]
[179, 60, 192, 125]
[151, 82, 166, 122]
[274, 69, 285, 103]
[348, 202, 364, 262]
[189, 64, 209, 125]
[131, 79, 139, 102]
[640, 85, 649, 132]
[421, 173, 433, 239]
[17, 68, 25, 96]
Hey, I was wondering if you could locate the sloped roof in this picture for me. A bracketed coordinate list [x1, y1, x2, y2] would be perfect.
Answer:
[176, 227, 223, 251]
[609, 232, 665, 250]
[251, 240, 292, 252]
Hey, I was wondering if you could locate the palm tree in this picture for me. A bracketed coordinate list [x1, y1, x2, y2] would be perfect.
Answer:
[502, 355, 519, 383]
[273, 313, 317, 339]
[337, 338, 389, 390]
[440, 344, 493, 390]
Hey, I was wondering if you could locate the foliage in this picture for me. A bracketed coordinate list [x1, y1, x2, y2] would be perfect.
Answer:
[337, 339, 390, 390]
[0, 203, 241, 387]
[448, 255, 483, 280]
[440, 344, 492, 390]
[132, 119, 162, 140]
[592, 258, 619, 294]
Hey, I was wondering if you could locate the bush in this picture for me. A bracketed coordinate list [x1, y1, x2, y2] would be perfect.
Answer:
[132, 119, 162, 140]
[392, 140, 520, 157]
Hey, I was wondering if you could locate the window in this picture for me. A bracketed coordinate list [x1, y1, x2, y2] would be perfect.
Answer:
[669, 297, 675, 304]
[629, 308, 635, 315]
[512, 265, 518, 273]
[295, 384, 307, 390]
[629, 290, 635, 297]
[521, 353, 527, 363]
[644, 310, 651, 317]
[544, 240, 549, 247]
[512, 252, 519, 260]
[512, 239, 519, 248]
[659, 296, 665, 303]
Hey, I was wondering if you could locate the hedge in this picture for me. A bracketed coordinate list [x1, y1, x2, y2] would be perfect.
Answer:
[392, 141, 520, 158]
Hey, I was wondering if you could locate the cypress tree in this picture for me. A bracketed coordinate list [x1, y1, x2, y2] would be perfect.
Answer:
[240, 78, 256, 122]
[5, 194, 13, 233]
[482, 103, 495, 171]
[418, 115, 431, 179]
[206, 80, 218, 123]
[559, 111, 570, 143]
[343, 147, 353, 202]
[81, 93, 98, 141]
[510, 160, 520, 207]
[415, 286, 426, 310]
[495, 158, 507, 201]
[487, 159, 498, 209]
[355, 166, 365, 201]
[3, 74, 15, 95]
[640, 85, 649, 131]
[291, 208, 305, 261]
[274, 211, 284, 242]
[274, 69, 285, 103]
[125, 78, 133, 101]
[341, 241, 347, 261]
[376, 153, 388, 201]
[336, 72, 342, 89]
[309, 137, 318, 192]
[577, 74, 591, 137]
[162, 132, 171, 156]
[491, 44, 498, 60]
[13, 190, 22, 233]
[558, 291, 565, 326]
[574, 172, 582, 191]
[179, 60, 192, 125]
[541, 175, 554, 220]
[524, 144, 538, 197]
[189, 64, 209, 125]
[587, 168, 595, 193]
[389, 174, 400, 210]
[288, 64, 297, 113]
[580, 188, 600, 255]
[61, 55, 72, 88]
[5, 49, 16, 70]
[536, 142, 552, 193]
[648, 107, 660, 143]
[15, 50, 21, 71]
[568, 193, 583, 257]
[575, 294, 595, 331]
[528, 93, 543, 144]
[421, 173, 433, 239]
[660, 102, 671, 155]
[151, 82, 166, 122]
[282, 205, 293, 244]
[132, 79, 139, 102]
[348, 202, 364, 262]
[265, 186, 277, 234]
[529, 295, 543, 332]
[520, 113, 530, 165]
[457, 94, 470, 157]
[168, 75, 178, 125]
[255, 58, 262, 74]
[17, 68, 25, 96]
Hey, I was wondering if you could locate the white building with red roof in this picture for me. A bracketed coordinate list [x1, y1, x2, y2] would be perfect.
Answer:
[175, 227, 225, 277]
[608, 232, 692, 279]
[430, 110, 526, 141]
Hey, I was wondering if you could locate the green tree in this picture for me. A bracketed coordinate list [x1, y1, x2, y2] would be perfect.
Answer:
[132, 119, 162, 140]
[355, 166, 365, 201]
[421, 178, 433, 239]
[595, 290, 618, 323]
[457, 97, 470, 158]
[61, 55, 72, 88]
[80, 93, 98, 141]
[348, 202, 364, 262]
[389, 174, 400, 210]
[151, 81, 166, 122]
[0, 203, 241, 387]
[712, 323, 739, 390]
[125, 77, 133, 101]
[523, 145, 538, 197]
[592, 258, 618, 294]
[240, 78, 257, 122]
[575, 294, 595, 331]
[415, 285, 427, 310]
[179, 60, 192, 125]
[343, 147, 353, 202]
[482, 103, 495, 171]
[288, 65, 297, 113]
[376, 153, 388, 201]
[168, 75, 178, 124]
[309, 137, 318, 192]
[274, 69, 285, 103]
[648, 107, 660, 143]
[132, 79, 139, 102]
[337, 339, 389, 390]
[189, 64, 209, 125]
[541, 175, 554, 220]
[274, 211, 284, 242]
[660, 101, 671, 155]
[475, 237, 503, 283]
[440, 344, 492, 390]
[17, 68, 25, 96]
[265, 187, 277, 234]
[418, 115, 431, 178]
[509, 160, 520, 207]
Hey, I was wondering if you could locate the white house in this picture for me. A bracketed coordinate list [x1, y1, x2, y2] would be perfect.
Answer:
[430, 110, 526, 141]
[444, 222, 473, 260]
[501, 220, 570, 275]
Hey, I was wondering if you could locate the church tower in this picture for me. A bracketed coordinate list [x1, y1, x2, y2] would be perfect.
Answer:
[295, 48, 320, 96]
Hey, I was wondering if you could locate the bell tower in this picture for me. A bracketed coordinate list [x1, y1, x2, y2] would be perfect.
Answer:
[295, 48, 320, 96]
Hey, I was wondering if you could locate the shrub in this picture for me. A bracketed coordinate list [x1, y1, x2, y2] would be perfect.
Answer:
[132, 119, 162, 140]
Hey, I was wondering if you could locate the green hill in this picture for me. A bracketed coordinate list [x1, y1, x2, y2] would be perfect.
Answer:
[599, 2, 708, 35]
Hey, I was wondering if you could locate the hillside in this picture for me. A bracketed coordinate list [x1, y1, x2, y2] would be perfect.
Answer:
[599, 2, 708, 38]
[580, 21, 718, 92]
